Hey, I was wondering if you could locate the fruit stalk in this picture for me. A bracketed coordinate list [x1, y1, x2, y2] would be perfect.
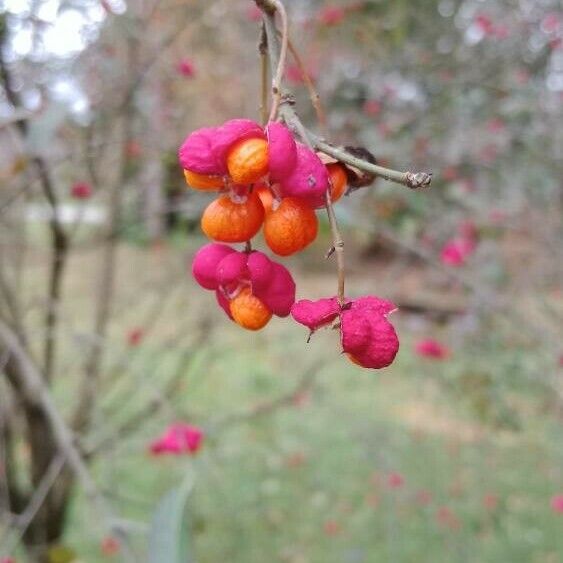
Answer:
[259, 3, 346, 303]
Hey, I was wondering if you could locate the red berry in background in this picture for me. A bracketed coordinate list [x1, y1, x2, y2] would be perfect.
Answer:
[318, 6, 346, 26]
[246, 4, 262, 22]
[387, 472, 405, 489]
[415, 339, 450, 360]
[101, 536, 120, 556]
[176, 58, 195, 78]
[551, 494, 563, 514]
[126, 140, 142, 158]
[149, 423, 204, 456]
[70, 181, 92, 200]
[363, 99, 381, 117]
[323, 519, 342, 536]
[482, 492, 499, 511]
[126, 328, 144, 347]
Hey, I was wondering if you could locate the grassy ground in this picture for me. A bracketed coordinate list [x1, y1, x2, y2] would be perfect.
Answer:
[12, 230, 563, 562]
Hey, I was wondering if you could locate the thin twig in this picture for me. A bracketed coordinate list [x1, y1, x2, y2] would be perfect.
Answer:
[2, 454, 65, 553]
[313, 136, 432, 189]
[324, 190, 345, 303]
[209, 361, 321, 433]
[0, 321, 136, 561]
[257, 0, 288, 122]
[260, 9, 346, 301]
[259, 24, 269, 125]
[285, 36, 327, 136]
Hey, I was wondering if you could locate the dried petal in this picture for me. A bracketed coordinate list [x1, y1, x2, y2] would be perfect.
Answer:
[266, 121, 297, 182]
[291, 297, 340, 331]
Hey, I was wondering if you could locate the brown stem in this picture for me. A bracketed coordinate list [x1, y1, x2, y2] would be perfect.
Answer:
[259, 24, 269, 125]
[257, 0, 288, 121]
[324, 190, 345, 303]
[313, 137, 432, 189]
[0, 321, 136, 560]
[285, 36, 327, 136]
[0, 23, 68, 383]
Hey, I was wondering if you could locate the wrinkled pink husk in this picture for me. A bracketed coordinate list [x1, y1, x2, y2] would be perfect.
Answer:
[254, 263, 296, 317]
[341, 310, 399, 369]
[291, 297, 340, 331]
[215, 288, 233, 319]
[216, 252, 248, 287]
[247, 251, 274, 291]
[178, 127, 224, 175]
[350, 296, 397, 316]
[266, 121, 298, 182]
[192, 243, 235, 290]
[278, 143, 329, 207]
[211, 118, 265, 168]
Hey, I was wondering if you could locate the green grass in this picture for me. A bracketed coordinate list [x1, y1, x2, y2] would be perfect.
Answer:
[65, 315, 562, 562]
[12, 234, 563, 562]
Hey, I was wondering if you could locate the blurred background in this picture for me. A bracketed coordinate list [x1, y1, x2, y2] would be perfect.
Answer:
[0, 0, 562, 561]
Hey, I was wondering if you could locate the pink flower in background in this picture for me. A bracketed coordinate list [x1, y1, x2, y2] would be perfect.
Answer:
[363, 99, 382, 117]
[415, 339, 450, 360]
[70, 181, 92, 200]
[176, 58, 195, 78]
[100, 536, 120, 556]
[488, 209, 507, 224]
[435, 506, 461, 530]
[457, 219, 478, 241]
[483, 492, 499, 511]
[442, 166, 459, 182]
[126, 140, 142, 159]
[493, 24, 510, 40]
[284, 63, 318, 85]
[541, 13, 561, 34]
[550, 494, 563, 514]
[126, 328, 144, 347]
[486, 117, 506, 134]
[440, 237, 476, 267]
[474, 14, 494, 35]
[149, 423, 204, 456]
[387, 472, 405, 489]
[480, 143, 498, 164]
[415, 489, 433, 506]
[318, 6, 346, 26]
[1, 558, 15, 563]
[246, 4, 262, 22]
[323, 519, 342, 536]
[558, 355, 563, 367]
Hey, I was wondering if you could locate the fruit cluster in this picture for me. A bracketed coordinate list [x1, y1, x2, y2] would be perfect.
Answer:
[192, 243, 295, 331]
[179, 117, 399, 368]
[179, 119, 347, 256]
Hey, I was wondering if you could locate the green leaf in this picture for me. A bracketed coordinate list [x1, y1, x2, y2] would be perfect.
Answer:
[148, 474, 194, 563]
